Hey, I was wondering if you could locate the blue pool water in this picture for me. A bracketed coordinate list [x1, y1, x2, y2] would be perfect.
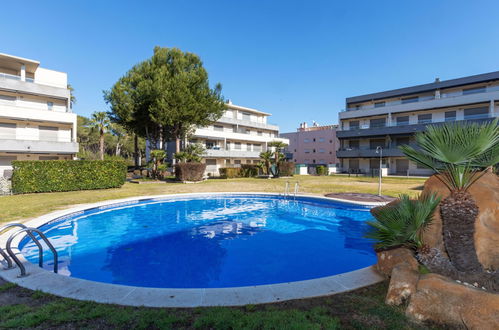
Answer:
[20, 194, 376, 288]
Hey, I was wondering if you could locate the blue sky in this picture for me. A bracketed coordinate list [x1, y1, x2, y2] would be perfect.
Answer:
[2, 0, 499, 132]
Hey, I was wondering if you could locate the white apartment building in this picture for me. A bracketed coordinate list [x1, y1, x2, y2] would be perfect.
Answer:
[337, 71, 499, 176]
[0, 53, 78, 177]
[191, 101, 289, 175]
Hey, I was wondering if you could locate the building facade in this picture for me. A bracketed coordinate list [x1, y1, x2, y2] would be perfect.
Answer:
[337, 71, 499, 176]
[280, 122, 339, 166]
[192, 101, 288, 176]
[0, 53, 78, 177]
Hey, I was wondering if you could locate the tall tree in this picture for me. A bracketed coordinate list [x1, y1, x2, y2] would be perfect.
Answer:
[104, 46, 226, 164]
[89, 112, 111, 160]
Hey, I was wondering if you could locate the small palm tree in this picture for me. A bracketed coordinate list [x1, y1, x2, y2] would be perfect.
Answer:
[259, 151, 273, 176]
[268, 141, 288, 177]
[365, 193, 441, 251]
[399, 119, 499, 272]
[89, 112, 111, 160]
[150, 149, 166, 179]
[174, 143, 205, 163]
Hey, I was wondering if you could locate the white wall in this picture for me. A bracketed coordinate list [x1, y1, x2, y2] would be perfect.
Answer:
[34, 68, 68, 88]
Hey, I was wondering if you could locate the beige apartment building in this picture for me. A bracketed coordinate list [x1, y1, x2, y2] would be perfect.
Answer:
[0, 53, 78, 177]
[191, 101, 289, 176]
[337, 71, 499, 176]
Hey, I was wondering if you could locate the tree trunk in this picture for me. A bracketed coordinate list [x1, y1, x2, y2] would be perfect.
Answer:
[99, 132, 104, 161]
[440, 191, 483, 272]
[175, 137, 181, 153]
[134, 134, 139, 169]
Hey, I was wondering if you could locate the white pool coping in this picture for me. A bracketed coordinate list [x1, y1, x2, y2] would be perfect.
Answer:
[0, 192, 385, 307]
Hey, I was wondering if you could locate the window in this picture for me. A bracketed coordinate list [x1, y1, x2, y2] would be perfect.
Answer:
[370, 139, 385, 150]
[370, 118, 386, 128]
[304, 149, 311, 154]
[464, 107, 488, 120]
[39, 126, 59, 141]
[319, 159, 326, 164]
[0, 94, 16, 101]
[39, 156, 59, 161]
[253, 160, 260, 164]
[205, 159, 217, 166]
[304, 138, 310, 143]
[349, 140, 359, 149]
[396, 116, 409, 126]
[374, 101, 386, 108]
[318, 149, 325, 153]
[445, 111, 456, 122]
[214, 125, 224, 131]
[242, 112, 251, 121]
[225, 159, 231, 164]
[47, 102, 54, 110]
[349, 120, 360, 130]
[463, 86, 486, 95]
[396, 137, 410, 146]
[234, 142, 241, 150]
[418, 113, 432, 124]
[370, 159, 380, 170]
[318, 138, 325, 142]
[253, 144, 261, 151]
[401, 96, 419, 104]
[257, 131, 263, 136]
[416, 162, 427, 169]
[0, 122, 16, 139]
[234, 160, 241, 165]
[349, 159, 359, 170]
[0, 156, 17, 166]
[246, 160, 252, 164]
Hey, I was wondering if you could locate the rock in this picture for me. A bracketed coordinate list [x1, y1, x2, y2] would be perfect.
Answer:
[375, 247, 419, 278]
[406, 273, 499, 329]
[422, 172, 499, 269]
[385, 263, 419, 305]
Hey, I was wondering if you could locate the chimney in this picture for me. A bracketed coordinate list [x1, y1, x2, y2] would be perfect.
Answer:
[434, 77, 440, 83]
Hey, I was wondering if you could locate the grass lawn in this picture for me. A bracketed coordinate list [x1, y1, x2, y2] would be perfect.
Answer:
[0, 175, 432, 329]
[0, 175, 426, 224]
[0, 279, 439, 329]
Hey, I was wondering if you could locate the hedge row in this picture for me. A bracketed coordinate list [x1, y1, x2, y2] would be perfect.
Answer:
[11, 160, 127, 194]
[219, 164, 260, 178]
[278, 162, 295, 177]
[175, 162, 206, 182]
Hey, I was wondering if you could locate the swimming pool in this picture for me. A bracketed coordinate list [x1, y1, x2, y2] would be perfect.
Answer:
[19, 193, 376, 289]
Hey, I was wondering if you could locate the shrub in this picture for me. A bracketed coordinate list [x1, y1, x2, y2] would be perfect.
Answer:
[11, 160, 127, 194]
[278, 162, 295, 177]
[240, 164, 259, 177]
[316, 165, 327, 176]
[219, 167, 241, 179]
[175, 162, 206, 181]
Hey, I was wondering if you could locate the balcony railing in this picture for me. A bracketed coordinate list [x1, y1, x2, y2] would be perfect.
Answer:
[343, 85, 499, 112]
[0, 73, 34, 83]
[341, 113, 497, 131]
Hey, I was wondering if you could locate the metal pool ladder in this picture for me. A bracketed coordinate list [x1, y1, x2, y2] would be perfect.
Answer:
[0, 224, 58, 277]
[283, 181, 299, 199]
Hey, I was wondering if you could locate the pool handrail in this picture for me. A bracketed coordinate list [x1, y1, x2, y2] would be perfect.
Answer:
[5, 227, 58, 277]
[0, 223, 43, 269]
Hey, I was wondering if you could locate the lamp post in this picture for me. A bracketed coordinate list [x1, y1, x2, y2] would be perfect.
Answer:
[375, 146, 383, 196]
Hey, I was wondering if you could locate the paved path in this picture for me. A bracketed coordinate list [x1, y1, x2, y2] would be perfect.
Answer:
[324, 193, 396, 203]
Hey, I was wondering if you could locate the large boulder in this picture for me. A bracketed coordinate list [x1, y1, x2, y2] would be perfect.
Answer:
[375, 247, 419, 278]
[421, 172, 499, 269]
[385, 263, 419, 306]
[407, 274, 499, 329]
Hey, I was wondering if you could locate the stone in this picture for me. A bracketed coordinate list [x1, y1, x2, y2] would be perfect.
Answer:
[385, 263, 419, 306]
[406, 273, 499, 329]
[422, 172, 499, 269]
[375, 247, 419, 278]
[0, 177, 11, 195]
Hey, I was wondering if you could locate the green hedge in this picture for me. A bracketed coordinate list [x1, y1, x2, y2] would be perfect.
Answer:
[11, 160, 127, 194]
[175, 162, 206, 182]
[279, 162, 295, 177]
[219, 167, 241, 179]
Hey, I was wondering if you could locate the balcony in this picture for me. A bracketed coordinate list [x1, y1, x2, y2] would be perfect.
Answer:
[0, 73, 70, 100]
[340, 87, 499, 119]
[204, 148, 262, 158]
[217, 116, 279, 130]
[336, 145, 416, 158]
[0, 139, 79, 154]
[337, 113, 498, 138]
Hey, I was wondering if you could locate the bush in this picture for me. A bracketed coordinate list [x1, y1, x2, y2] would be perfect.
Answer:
[175, 162, 206, 181]
[240, 164, 259, 177]
[316, 165, 327, 176]
[219, 167, 241, 179]
[11, 160, 127, 194]
[279, 162, 295, 177]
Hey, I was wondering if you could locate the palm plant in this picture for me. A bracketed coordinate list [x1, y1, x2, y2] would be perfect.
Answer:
[259, 151, 273, 176]
[174, 143, 205, 163]
[268, 141, 288, 177]
[399, 119, 499, 272]
[365, 193, 441, 251]
[149, 149, 166, 179]
[89, 112, 111, 160]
